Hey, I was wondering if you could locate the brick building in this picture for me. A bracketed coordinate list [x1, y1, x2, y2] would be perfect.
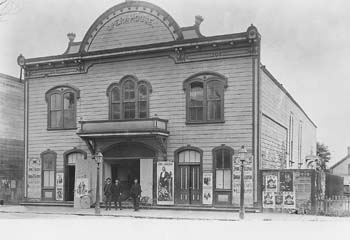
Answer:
[20, 1, 316, 208]
[0, 73, 24, 203]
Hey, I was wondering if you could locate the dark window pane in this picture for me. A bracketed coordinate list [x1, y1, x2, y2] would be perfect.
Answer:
[223, 149, 230, 168]
[43, 155, 55, 170]
[64, 109, 75, 128]
[190, 83, 203, 107]
[124, 80, 135, 100]
[207, 81, 222, 100]
[190, 107, 203, 121]
[50, 111, 62, 128]
[111, 87, 120, 102]
[208, 100, 221, 121]
[50, 94, 61, 110]
[138, 85, 147, 100]
[124, 102, 135, 119]
[63, 92, 75, 110]
[139, 101, 147, 119]
[216, 150, 223, 168]
[111, 103, 121, 120]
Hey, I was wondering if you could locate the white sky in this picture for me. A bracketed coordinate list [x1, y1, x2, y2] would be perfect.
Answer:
[0, 0, 349, 166]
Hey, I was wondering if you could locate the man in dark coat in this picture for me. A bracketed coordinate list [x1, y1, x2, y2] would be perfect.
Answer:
[103, 178, 113, 211]
[130, 178, 142, 211]
[112, 179, 122, 210]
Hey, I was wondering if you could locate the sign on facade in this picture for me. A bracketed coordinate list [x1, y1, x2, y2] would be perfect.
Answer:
[157, 161, 174, 205]
[75, 178, 89, 198]
[56, 172, 64, 201]
[27, 158, 41, 198]
[202, 172, 213, 205]
[232, 155, 254, 206]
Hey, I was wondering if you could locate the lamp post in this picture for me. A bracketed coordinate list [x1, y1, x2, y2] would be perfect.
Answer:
[238, 145, 247, 220]
[94, 151, 103, 216]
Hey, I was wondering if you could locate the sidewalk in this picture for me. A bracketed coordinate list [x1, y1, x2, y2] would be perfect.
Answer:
[0, 205, 349, 221]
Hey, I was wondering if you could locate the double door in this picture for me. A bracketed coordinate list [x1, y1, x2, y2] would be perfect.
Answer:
[177, 165, 201, 205]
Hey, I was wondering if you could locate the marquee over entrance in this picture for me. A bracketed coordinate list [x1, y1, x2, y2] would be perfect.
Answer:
[80, 1, 183, 52]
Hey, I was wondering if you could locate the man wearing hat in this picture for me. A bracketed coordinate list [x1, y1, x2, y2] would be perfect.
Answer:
[103, 177, 113, 211]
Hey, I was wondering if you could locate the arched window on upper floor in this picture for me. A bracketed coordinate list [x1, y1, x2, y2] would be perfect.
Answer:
[183, 72, 227, 123]
[45, 85, 80, 130]
[107, 76, 152, 120]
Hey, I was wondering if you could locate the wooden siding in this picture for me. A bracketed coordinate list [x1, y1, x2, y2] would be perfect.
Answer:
[260, 69, 317, 169]
[27, 55, 254, 175]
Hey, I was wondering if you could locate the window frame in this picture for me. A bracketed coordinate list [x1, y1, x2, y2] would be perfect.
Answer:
[40, 149, 57, 200]
[106, 76, 152, 120]
[45, 85, 80, 130]
[213, 145, 234, 191]
[183, 72, 227, 124]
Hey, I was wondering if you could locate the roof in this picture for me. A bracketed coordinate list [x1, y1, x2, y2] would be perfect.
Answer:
[0, 72, 22, 83]
[330, 155, 350, 170]
[261, 65, 317, 128]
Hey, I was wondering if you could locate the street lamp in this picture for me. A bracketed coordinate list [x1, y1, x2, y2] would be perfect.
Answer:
[238, 145, 247, 220]
[94, 151, 103, 215]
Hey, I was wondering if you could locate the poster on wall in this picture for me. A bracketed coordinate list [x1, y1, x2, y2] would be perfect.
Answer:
[265, 175, 277, 192]
[27, 158, 41, 199]
[283, 192, 296, 209]
[263, 191, 275, 208]
[56, 173, 64, 201]
[274, 192, 284, 208]
[280, 172, 293, 191]
[232, 155, 254, 206]
[75, 178, 89, 198]
[157, 161, 174, 205]
[202, 172, 213, 205]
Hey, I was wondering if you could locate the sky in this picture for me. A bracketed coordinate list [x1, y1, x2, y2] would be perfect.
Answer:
[0, 0, 349, 166]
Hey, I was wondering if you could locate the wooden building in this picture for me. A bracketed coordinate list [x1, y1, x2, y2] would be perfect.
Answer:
[330, 147, 350, 195]
[0, 73, 24, 203]
[19, 1, 316, 208]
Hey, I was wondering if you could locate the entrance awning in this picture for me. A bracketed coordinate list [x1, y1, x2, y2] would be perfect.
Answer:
[76, 118, 169, 157]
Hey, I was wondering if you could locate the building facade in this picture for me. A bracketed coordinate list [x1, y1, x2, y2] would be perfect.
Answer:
[330, 147, 350, 195]
[0, 73, 24, 203]
[20, 1, 316, 208]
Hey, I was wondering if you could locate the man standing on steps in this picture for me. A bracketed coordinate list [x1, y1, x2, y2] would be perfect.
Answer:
[103, 178, 113, 211]
[130, 178, 142, 211]
[112, 179, 122, 211]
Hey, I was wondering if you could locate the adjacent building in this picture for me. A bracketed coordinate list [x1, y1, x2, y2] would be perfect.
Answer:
[0, 73, 24, 203]
[330, 147, 350, 195]
[20, 0, 316, 208]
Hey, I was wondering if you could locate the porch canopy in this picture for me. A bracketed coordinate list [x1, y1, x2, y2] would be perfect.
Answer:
[77, 118, 169, 156]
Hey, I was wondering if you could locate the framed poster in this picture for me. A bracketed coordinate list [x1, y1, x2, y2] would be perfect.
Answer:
[280, 172, 293, 191]
[263, 191, 275, 208]
[265, 175, 277, 192]
[157, 161, 174, 205]
[56, 173, 64, 201]
[202, 172, 213, 205]
[275, 191, 284, 208]
[75, 178, 89, 198]
[283, 191, 296, 209]
[27, 158, 41, 199]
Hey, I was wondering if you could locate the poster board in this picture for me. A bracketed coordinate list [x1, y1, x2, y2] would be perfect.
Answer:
[56, 172, 64, 201]
[157, 161, 174, 205]
[75, 178, 89, 198]
[283, 191, 296, 209]
[27, 158, 41, 199]
[280, 172, 293, 191]
[265, 175, 278, 192]
[232, 155, 254, 206]
[202, 172, 213, 205]
[263, 191, 275, 208]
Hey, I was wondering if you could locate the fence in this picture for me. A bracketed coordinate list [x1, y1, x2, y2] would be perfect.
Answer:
[316, 196, 350, 217]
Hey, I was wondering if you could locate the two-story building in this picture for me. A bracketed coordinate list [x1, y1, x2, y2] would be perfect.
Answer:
[19, 0, 316, 208]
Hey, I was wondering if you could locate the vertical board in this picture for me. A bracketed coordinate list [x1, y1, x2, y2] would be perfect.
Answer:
[140, 158, 153, 204]
[27, 158, 41, 199]
[157, 161, 174, 205]
[56, 172, 64, 201]
[202, 172, 213, 205]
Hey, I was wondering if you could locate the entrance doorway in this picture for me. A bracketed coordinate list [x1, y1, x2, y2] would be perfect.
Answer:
[65, 165, 75, 201]
[177, 165, 201, 204]
[110, 159, 140, 199]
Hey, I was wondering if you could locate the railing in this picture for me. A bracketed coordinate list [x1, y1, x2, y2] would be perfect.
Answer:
[78, 118, 168, 135]
[316, 195, 350, 217]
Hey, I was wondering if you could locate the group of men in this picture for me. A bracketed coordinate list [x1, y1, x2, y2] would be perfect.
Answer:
[103, 178, 142, 211]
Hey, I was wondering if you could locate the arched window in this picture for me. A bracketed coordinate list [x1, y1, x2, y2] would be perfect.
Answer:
[107, 76, 151, 120]
[212, 145, 234, 204]
[41, 149, 57, 200]
[45, 85, 80, 129]
[183, 72, 227, 123]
